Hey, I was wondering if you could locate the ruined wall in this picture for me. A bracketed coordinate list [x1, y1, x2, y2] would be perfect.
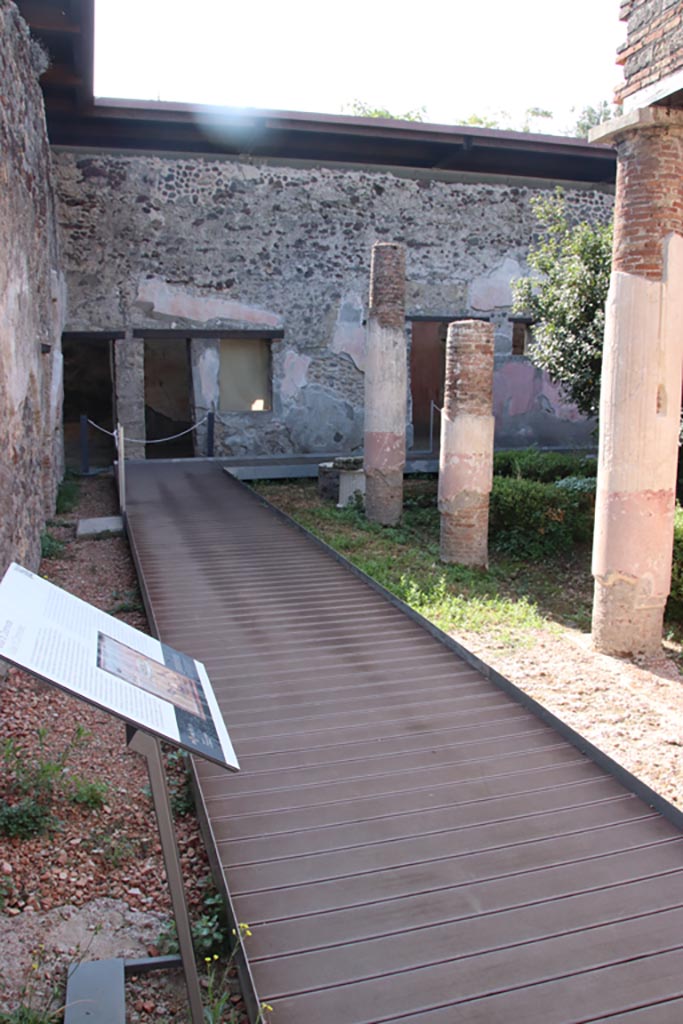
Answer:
[617, 0, 683, 104]
[0, 1, 65, 572]
[53, 150, 612, 456]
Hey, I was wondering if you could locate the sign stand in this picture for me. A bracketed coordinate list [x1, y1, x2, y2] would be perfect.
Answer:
[127, 727, 205, 1024]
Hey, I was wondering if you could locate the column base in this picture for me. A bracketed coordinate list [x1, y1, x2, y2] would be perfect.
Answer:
[439, 497, 489, 568]
[592, 576, 665, 656]
[365, 469, 403, 526]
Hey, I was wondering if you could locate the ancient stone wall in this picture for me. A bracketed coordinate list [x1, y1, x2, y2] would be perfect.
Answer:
[53, 150, 612, 456]
[617, 0, 683, 104]
[0, 1, 65, 573]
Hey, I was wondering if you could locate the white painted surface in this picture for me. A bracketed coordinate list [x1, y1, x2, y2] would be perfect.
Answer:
[364, 321, 407, 436]
[468, 257, 522, 311]
[135, 277, 283, 327]
[280, 349, 311, 401]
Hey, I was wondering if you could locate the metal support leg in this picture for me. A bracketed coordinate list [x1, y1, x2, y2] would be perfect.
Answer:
[127, 728, 204, 1024]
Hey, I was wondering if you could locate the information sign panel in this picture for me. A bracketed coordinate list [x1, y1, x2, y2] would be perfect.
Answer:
[0, 563, 238, 771]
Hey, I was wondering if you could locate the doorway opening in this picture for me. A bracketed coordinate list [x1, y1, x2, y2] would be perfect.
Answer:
[144, 339, 194, 459]
[62, 337, 116, 470]
[409, 320, 448, 451]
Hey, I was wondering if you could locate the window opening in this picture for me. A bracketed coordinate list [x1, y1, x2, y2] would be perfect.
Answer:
[219, 338, 272, 413]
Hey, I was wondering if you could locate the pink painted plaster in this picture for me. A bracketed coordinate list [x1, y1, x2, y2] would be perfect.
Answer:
[494, 360, 582, 422]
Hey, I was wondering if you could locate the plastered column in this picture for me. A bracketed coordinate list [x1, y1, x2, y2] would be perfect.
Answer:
[438, 320, 494, 567]
[364, 242, 407, 525]
[591, 109, 683, 655]
[114, 332, 146, 460]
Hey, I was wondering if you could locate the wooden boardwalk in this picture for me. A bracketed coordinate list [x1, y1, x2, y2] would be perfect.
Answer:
[125, 461, 683, 1024]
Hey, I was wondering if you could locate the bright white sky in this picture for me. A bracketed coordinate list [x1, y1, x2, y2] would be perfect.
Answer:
[94, 0, 625, 136]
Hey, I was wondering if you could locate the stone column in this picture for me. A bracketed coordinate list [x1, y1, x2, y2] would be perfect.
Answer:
[590, 108, 683, 655]
[114, 331, 146, 460]
[364, 242, 407, 525]
[438, 320, 495, 568]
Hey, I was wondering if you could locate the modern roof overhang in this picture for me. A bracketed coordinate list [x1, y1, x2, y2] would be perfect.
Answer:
[17, 0, 617, 185]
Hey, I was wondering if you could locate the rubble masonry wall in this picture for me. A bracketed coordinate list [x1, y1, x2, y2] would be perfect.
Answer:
[53, 150, 612, 456]
[0, 0, 65, 573]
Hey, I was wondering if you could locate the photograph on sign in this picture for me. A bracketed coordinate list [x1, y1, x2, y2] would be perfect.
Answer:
[97, 633, 207, 719]
[0, 563, 238, 771]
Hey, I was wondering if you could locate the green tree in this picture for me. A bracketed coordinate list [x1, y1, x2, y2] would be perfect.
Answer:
[344, 100, 426, 122]
[520, 106, 553, 132]
[571, 100, 621, 139]
[460, 112, 506, 129]
[458, 107, 553, 132]
[512, 188, 613, 418]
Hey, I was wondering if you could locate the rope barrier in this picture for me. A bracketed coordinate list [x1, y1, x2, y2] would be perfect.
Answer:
[87, 418, 115, 437]
[86, 413, 210, 445]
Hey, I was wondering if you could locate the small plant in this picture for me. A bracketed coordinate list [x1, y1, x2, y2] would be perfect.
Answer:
[0, 798, 55, 840]
[0, 1007, 60, 1023]
[40, 532, 65, 559]
[0, 875, 15, 910]
[89, 829, 137, 867]
[160, 887, 231, 959]
[202, 926, 273, 1024]
[165, 749, 195, 817]
[0, 945, 66, 1023]
[0, 726, 92, 839]
[67, 776, 109, 810]
[108, 588, 143, 614]
[55, 477, 80, 514]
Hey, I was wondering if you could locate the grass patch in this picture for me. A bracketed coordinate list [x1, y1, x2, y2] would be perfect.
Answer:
[252, 478, 592, 646]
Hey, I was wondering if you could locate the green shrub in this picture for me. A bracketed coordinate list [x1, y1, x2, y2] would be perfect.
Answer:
[554, 475, 597, 495]
[489, 476, 592, 559]
[0, 798, 54, 839]
[493, 448, 597, 483]
[667, 505, 683, 620]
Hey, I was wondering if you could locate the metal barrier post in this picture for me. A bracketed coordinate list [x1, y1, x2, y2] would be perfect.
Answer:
[207, 411, 215, 458]
[80, 414, 90, 475]
[116, 423, 126, 513]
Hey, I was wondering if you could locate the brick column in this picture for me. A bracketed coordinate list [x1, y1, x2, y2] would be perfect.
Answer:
[438, 320, 494, 567]
[364, 242, 407, 525]
[114, 332, 146, 460]
[591, 108, 683, 655]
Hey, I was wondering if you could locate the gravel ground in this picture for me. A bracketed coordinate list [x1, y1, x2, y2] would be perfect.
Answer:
[0, 474, 247, 1023]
